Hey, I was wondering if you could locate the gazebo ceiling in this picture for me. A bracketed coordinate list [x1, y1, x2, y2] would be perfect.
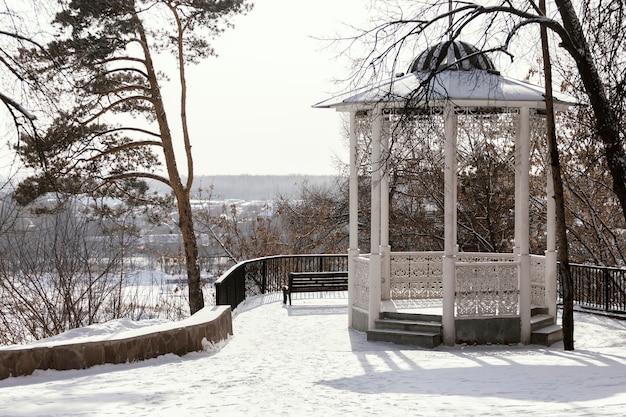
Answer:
[313, 40, 576, 111]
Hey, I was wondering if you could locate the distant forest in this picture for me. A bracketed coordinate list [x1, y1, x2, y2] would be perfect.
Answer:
[152, 175, 340, 200]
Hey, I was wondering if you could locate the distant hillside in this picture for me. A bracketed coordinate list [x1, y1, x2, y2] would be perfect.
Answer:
[151, 175, 340, 200]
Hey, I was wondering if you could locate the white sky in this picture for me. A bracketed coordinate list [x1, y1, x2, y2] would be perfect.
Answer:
[175, 0, 371, 177]
[0, 0, 545, 180]
[0, 0, 371, 180]
[155, 0, 541, 177]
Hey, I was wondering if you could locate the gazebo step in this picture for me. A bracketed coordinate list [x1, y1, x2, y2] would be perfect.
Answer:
[380, 311, 442, 323]
[369, 312, 443, 348]
[529, 305, 562, 346]
[531, 324, 563, 347]
[374, 318, 443, 333]
[531, 305, 550, 316]
[531, 314, 555, 331]
[367, 328, 442, 349]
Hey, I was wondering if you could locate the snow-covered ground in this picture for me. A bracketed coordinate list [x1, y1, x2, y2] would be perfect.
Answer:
[1, 291, 626, 416]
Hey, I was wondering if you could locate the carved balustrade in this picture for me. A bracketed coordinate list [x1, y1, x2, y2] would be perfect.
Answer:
[388, 251, 546, 318]
[390, 252, 443, 300]
[530, 255, 546, 306]
[455, 261, 519, 317]
[354, 256, 370, 310]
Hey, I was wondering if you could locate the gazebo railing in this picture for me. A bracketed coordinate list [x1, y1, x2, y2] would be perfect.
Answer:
[455, 260, 520, 317]
[353, 256, 370, 310]
[390, 252, 443, 300]
[389, 251, 547, 317]
[531, 255, 546, 306]
[455, 252, 521, 317]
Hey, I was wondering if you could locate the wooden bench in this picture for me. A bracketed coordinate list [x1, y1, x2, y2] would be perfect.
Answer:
[282, 271, 348, 305]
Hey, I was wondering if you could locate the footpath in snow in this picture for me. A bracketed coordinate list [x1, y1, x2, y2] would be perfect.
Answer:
[0, 292, 626, 416]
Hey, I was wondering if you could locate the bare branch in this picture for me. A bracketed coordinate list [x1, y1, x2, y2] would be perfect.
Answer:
[80, 95, 154, 125]
[105, 171, 171, 188]
[88, 140, 163, 162]
[0, 91, 36, 120]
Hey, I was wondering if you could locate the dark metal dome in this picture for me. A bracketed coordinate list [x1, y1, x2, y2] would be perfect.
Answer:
[409, 40, 497, 73]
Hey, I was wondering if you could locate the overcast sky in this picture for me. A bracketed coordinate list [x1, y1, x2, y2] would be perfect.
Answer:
[174, 0, 372, 177]
[0, 0, 540, 181]
[162, 0, 535, 178]
[0, 0, 370, 181]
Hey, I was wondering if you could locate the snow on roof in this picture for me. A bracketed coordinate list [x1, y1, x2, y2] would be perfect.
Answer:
[313, 69, 577, 111]
[315, 40, 577, 112]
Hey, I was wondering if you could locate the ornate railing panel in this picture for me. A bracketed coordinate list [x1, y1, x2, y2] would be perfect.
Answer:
[390, 252, 444, 300]
[455, 261, 520, 317]
[530, 255, 546, 306]
[354, 256, 370, 310]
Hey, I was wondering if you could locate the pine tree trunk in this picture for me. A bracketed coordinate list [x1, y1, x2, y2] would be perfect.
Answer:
[177, 190, 205, 315]
[133, 9, 205, 315]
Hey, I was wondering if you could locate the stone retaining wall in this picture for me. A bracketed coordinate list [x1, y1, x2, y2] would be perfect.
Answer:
[0, 305, 232, 380]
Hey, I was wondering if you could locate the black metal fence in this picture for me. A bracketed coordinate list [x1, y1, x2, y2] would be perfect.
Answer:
[215, 257, 626, 314]
[214, 254, 348, 310]
[560, 263, 626, 313]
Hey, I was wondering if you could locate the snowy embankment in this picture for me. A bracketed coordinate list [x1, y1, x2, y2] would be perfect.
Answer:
[0, 291, 625, 416]
[0, 305, 232, 379]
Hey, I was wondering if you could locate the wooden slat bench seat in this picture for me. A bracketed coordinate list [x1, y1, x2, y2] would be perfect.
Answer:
[282, 271, 348, 305]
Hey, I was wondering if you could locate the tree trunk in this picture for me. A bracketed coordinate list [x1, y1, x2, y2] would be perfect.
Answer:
[177, 189, 205, 315]
[540, 0, 574, 350]
[132, 9, 204, 315]
[554, 0, 626, 224]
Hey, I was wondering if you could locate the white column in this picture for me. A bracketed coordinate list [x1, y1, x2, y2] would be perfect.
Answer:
[368, 105, 383, 330]
[442, 103, 457, 346]
[514, 150, 521, 257]
[516, 106, 531, 344]
[348, 111, 360, 327]
[380, 115, 391, 301]
[545, 151, 557, 318]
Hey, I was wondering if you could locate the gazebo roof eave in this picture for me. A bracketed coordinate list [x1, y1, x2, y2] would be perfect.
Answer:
[313, 70, 578, 113]
[321, 98, 571, 113]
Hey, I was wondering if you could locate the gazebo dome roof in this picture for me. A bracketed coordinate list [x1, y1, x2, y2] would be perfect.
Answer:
[408, 40, 497, 73]
[313, 40, 577, 111]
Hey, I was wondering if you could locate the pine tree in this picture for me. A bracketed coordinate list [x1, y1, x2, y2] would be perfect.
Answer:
[15, 0, 252, 315]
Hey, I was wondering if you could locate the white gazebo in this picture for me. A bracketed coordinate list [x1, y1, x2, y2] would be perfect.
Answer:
[315, 41, 574, 347]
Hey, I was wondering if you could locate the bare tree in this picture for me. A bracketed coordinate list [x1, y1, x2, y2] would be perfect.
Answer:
[195, 190, 288, 265]
[336, 0, 626, 350]
[539, 0, 574, 350]
[275, 178, 350, 254]
[345, 0, 626, 224]
[0, 195, 136, 343]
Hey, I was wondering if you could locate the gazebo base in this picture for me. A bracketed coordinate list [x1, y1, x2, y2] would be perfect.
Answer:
[352, 300, 562, 347]
[455, 316, 520, 345]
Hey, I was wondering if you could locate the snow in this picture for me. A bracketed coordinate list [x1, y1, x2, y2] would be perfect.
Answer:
[0, 306, 228, 350]
[1, 292, 626, 416]
[314, 70, 577, 110]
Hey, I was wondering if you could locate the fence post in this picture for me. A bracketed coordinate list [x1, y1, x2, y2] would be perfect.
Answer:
[262, 259, 267, 294]
[605, 268, 610, 313]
